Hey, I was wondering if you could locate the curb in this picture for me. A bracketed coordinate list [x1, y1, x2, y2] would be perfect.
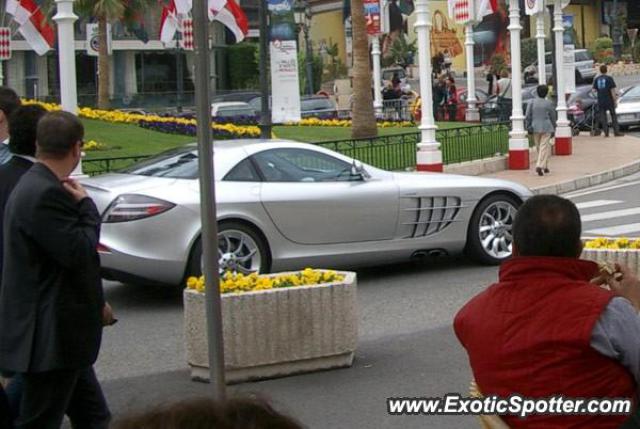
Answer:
[532, 159, 640, 195]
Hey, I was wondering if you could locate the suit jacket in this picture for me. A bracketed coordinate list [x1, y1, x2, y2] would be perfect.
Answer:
[525, 97, 557, 134]
[0, 163, 104, 373]
[0, 156, 34, 287]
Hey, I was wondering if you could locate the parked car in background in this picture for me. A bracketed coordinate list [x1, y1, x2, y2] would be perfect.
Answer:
[381, 66, 408, 86]
[480, 86, 537, 123]
[524, 50, 596, 84]
[210, 102, 256, 121]
[412, 89, 490, 122]
[248, 95, 338, 120]
[83, 140, 532, 286]
[615, 85, 640, 130]
[212, 91, 261, 103]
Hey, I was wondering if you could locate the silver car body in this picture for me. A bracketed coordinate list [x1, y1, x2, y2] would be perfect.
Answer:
[615, 86, 640, 127]
[83, 140, 532, 285]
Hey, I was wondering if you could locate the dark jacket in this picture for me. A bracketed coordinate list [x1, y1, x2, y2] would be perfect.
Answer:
[0, 163, 104, 373]
[0, 156, 34, 286]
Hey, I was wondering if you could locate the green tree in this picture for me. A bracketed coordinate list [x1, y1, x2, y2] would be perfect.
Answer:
[350, 0, 377, 139]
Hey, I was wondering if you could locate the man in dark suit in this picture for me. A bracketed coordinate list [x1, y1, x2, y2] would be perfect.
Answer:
[0, 111, 112, 428]
[0, 105, 47, 427]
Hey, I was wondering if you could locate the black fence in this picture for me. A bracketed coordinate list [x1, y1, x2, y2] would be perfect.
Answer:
[82, 122, 510, 176]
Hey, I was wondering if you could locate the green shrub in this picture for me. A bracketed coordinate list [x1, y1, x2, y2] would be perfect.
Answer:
[593, 37, 614, 63]
[298, 51, 323, 94]
[490, 53, 508, 75]
[226, 43, 259, 89]
[520, 38, 552, 69]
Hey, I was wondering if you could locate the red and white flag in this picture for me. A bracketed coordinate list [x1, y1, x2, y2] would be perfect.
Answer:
[175, 0, 192, 14]
[208, 0, 248, 43]
[448, 0, 471, 24]
[5, 0, 54, 56]
[475, 0, 497, 20]
[159, 0, 179, 44]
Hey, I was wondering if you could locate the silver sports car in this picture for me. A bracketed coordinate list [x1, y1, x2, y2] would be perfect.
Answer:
[83, 140, 532, 286]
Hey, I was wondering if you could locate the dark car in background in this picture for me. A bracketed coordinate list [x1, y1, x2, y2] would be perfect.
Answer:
[248, 95, 337, 120]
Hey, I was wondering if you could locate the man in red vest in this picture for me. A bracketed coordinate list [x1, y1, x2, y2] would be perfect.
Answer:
[455, 195, 640, 428]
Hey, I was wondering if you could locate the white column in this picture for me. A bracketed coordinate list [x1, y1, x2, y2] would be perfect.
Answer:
[553, 0, 572, 154]
[414, 0, 441, 172]
[0, 61, 3, 86]
[53, 0, 78, 114]
[371, 36, 383, 112]
[507, 0, 529, 169]
[464, 23, 479, 121]
[536, 12, 546, 84]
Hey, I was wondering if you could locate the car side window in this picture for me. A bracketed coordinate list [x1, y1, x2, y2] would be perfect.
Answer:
[224, 158, 261, 182]
[252, 148, 353, 183]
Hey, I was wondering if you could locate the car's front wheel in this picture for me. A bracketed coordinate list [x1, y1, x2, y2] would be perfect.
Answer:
[186, 221, 271, 281]
[466, 194, 520, 265]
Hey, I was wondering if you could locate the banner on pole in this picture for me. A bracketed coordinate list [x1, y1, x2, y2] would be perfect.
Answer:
[563, 44, 576, 94]
[270, 40, 301, 123]
[448, 0, 472, 24]
[180, 18, 194, 50]
[363, 0, 381, 35]
[525, 0, 544, 15]
[0, 28, 11, 60]
[86, 23, 113, 56]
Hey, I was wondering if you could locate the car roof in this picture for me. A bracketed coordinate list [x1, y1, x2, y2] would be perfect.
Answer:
[211, 102, 252, 108]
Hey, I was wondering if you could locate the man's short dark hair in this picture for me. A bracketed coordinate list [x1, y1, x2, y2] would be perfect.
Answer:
[513, 195, 582, 258]
[536, 85, 549, 98]
[8, 105, 47, 156]
[0, 87, 20, 118]
[600, 64, 608, 74]
[36, 111, 84, 160]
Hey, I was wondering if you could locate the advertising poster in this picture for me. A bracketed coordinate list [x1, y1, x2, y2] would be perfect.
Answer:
[363, 0, 381, 35]
[270, 40, 302, 123]
[267, 0, 302, 123]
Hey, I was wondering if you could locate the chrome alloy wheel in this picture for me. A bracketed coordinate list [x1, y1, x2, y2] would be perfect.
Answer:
[216, 229, 262, 274]
[478, 201, 516, 259]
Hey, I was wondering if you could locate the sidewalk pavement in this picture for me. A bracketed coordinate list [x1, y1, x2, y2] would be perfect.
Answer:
[481, 133, 640, 194]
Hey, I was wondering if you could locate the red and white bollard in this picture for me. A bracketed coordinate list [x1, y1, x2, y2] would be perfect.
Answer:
[508, 136, 530, 170]
[553, 0, 572, 156]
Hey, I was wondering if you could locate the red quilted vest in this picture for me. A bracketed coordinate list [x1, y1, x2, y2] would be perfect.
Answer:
[454, 257, 636, 428]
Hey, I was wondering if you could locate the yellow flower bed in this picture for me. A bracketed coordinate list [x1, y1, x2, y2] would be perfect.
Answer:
[289, 118, 414, 128]
[186, 268, 345, 294]
[21, 99, 261, 138]
[584, 237, 640, 250]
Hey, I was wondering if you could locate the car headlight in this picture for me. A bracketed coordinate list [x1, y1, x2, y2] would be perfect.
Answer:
[102, 194, 176, 223]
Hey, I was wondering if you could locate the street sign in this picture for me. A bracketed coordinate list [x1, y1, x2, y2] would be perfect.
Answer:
[86, 23, 113, 56]
[0, 28, 11, 60]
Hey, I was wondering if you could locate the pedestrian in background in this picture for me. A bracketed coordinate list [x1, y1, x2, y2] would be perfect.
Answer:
[0, 105, 47, 426]
[593, 65, 624, 137]
[0, 88, 21, 165]
[432, 75, 447, 121]
[525, 85, 557, 177]
[445, 76, 458, 122]
[0, 111, 113, 428]
[496, 70, 512, 122]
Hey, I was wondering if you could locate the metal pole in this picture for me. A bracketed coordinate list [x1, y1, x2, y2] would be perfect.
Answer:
[193, 0, 226, 397]
[176, 30, 184, 113]
[304, 25, 314, 95]
[53, 0, 78, 113]
[0, 61, 3, 86]
[536, 12, 546, 85]
[259, 0, 271, 139]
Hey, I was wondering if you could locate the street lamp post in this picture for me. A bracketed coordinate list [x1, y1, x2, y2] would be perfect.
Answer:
[294, 0, 314, 96]
[53, 0, 78, 113]
[464, 23, 478, 121]
[414, 0, 441, 172]
[536, 11, 546, 85]
[258, 0, 271, 139]
[553, 0, 572, 155]
[176, 29, 184, 113]
[507, 0, 528, 170]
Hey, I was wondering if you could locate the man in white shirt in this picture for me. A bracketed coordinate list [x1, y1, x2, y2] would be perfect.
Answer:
[496, 70, 512, 121]
[0, 87, 21, 165]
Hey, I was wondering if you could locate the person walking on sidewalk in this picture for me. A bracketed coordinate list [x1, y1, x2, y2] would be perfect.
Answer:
[525, 85, 557, 177]
[593, 65, 623, 137]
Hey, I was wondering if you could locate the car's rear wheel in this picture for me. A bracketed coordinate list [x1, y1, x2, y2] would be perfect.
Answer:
[466, 194, 520, 265]
[186, 221, 270, 281]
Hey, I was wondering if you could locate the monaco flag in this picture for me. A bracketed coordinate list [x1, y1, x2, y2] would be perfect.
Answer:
[208, 0, 248, 43]
[475, 0, 497, 20]
[5, 0, 54, 56]
[159, 0, 179, 44]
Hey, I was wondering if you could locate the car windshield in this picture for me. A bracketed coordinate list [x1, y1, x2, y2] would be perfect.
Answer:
[382, 70, 406, 81]
[575, 51, 592, 62]
[301, 98, 333, 111]
[622, 86, 640, 99]
[120, 147, 199, 179]
[216, 107, 255, 117]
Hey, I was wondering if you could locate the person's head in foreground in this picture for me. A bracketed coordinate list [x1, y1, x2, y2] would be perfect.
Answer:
[535, 85, 549, 100]
[112, 396, 304, 429]
[454, 195, 638, 428]
[512, 194, 581, 258]
[0, 87, 20, 141]
[9, 105, 47, 157]
[36, 111, 84, 176]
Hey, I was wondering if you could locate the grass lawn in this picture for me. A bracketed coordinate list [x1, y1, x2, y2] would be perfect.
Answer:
[82, 118, 193, 159]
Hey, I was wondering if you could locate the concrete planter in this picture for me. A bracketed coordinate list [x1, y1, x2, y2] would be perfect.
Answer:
[581, 249, 640, 276]
[184, 271, 358, 383]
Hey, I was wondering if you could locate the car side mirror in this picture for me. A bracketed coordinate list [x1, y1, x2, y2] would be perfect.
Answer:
[350, 160, 369, 181]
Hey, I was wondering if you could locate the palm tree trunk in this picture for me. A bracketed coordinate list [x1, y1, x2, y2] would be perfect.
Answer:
[97, 15, 110, 109]
[350, 0, 377, 139]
